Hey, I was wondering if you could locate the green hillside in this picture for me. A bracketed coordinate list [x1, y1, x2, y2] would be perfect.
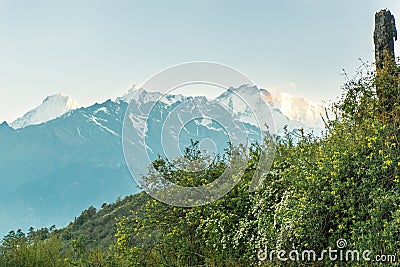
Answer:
[60, 193, 149, 250]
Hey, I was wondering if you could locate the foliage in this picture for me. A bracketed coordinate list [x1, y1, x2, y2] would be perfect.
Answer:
[1, 62, 400, 266]
[113, 63, 400, 266]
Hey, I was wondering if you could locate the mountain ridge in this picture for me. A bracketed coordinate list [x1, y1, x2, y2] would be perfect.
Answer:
[9, 84, 324, 133]
[0, 84, 325, 235]
[11, 93, 81, 129]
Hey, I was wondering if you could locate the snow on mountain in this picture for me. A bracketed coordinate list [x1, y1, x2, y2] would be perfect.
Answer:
[213, 85, 325, 133]
[118, 84, 325, 136]
[11, 93, 81, 129]
[0, 84, 326, 234]
[271, 92, 325, 128]
[117, 84, 148, 103]
[215, 84, 323, 135]
[0, 98, 138, 236]
[117, 84, 187, 107]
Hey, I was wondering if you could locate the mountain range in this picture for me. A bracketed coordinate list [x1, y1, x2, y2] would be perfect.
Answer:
[0, 84, 324, 236]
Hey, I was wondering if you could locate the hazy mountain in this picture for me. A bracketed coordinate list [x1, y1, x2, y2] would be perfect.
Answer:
[1, 99, 138, 235]
[10, 93, 81, 129]
[0, 84, 324, 236]
[271, 92, 325, 129]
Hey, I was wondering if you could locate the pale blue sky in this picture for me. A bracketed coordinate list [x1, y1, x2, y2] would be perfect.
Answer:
[1, 0, 399, 123]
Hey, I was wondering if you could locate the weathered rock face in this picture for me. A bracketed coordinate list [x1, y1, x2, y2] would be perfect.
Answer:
[374, 9, 397, 71]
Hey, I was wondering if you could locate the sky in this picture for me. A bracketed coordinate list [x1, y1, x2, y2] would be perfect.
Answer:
[1, 0, 400, 123]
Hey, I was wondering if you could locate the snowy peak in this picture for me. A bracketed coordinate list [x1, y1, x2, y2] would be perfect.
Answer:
[271, 92, 324, 128]
[217, 84, 273, 106]
[227, 84, 273, 104]
[117, 84, 166, 104]
[216, 85, 292, 134]
[117, 84, 186, 106]
[117, 84, 145, 102]
[215, 84, 325, 135]
[11, 93, 81, 129]
[117, 83, 324, 135]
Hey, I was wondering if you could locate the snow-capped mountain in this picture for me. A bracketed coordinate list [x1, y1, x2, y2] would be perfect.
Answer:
[216, 84, 301, 135]
[271, 92, 325, 129]
[11, 93, 81, 129]
[0, 84, 325, 236]
[216, 85, 326, 133]
[119, 84, 324, 136]
[117, 84, 186, 106]
[0, 99, 136, 236]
